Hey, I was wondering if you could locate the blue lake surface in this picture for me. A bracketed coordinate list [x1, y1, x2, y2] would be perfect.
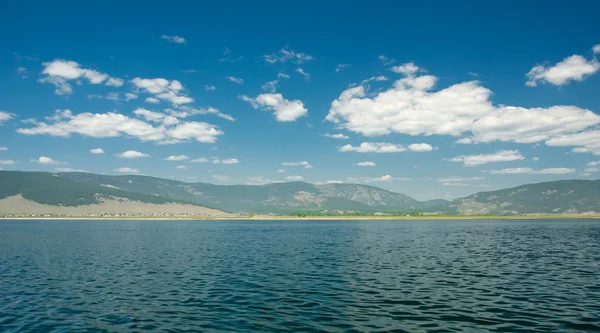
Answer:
[1, 219, 600, 332]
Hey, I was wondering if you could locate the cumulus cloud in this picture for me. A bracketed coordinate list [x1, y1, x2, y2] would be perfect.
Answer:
[546, 130, 600, 155]
[263, 46, 314, 64]
[30, 156, 64, 164]
[240, 93, 307, 122]
[326, 63, 600, 154]
[220, 158, 240, 164]
[286, 175, 304, 181]
[323, 133, 349, 139]
[594, 45, 600, 54]
[116, 150, 149, 159]
[124, 93, 138, 101]
[490, 167, 575, 174]
[408, 143, 434, 152]
[161, 35, 186, 44]
[448, 150, 525, 166]
[0, 111, 15, 124]
[165, 155, 189, 161]
[133, 108, 180, 126]
[90, 148, 104, 154]
[17, 109, 223, 144]
[282, 161, 312, 168]
[38, 60, 121, 95]
[114, 167, 140, 173]
[526, 54, 600, 87]
[226, 76, 244, 84]
[339, 142, 431, 153]
[105, 77, 124, 87]
[391, 62, 419, 75]
[145, 97, 160, 104]
[131, 77, 193, 105]
[357, 161, 376, 167]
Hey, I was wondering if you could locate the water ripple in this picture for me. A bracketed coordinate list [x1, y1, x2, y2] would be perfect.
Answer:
[1, 219, 599, 332]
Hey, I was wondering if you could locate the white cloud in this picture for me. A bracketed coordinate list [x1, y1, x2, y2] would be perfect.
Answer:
[221, 158, 240, 164]
[226, 76, 244, 84]
[490, 167, 575, 175]
[323, 133, 349, 139]
[0, 111, 15, 124]
[38, 60, 121, 95]
[339, 142, 406, 153]
[336, 64, 351, 72]
[114, 167, 140, 173]
[326, 63, 600, 151]
[367, 175, 412, 182]
[0, 160, 15, 165]
[124, 93, 138, 101]
[357, 161, 376, 167]
[585, 167, 599, 173]
[116, 150, 149, 159]
[131, 77, 193, 105]
[106, 92, 120, 101]
[190, 157, 209, 163]
[204, 85, 216, 91]
[391, 62, 419, 75]
[165, 155, 189, 161]
[0, 147, 7, 151]
[175, 165, 188, 169]
[105, 77, 124, 87]
[282, 161, 312, 168]
[30, 156, 64, 164]
[442, 182, 470, 186]
[262, 80, 278, 93]
[133, 108, 180, 126]
[593, 44, 600, 54]
[533, 157, 540, 161]
[240, 93, 307, 122]
[326, 180, 344, 184]
[526, 54, 600, 86]
[286, 175, 304, 181]
[361, 76, 388, 85]
[145, 97, 160, 104]
[448, 150, 525, 166]
[437, 177, 484, 182]
[17, 67, 28, 78]
[212, 175, 232, 181]
[161, 35, 186, 44]
[263, 46, 314, 64]
[408, 143, 433, 152]
[277, 169, 285, 173]
[295, 68, 310, 79]
[17, 110, 223, 145]
[55, 168, 85, 172]
[587, 161, 600, 167]
[165, 106, 235, 122]
[546, 130, 600, 155]
[90, 148, 104, 154]
[277, 72, 290, 79]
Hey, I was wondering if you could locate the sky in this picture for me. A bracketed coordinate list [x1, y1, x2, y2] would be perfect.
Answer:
[1, 0, 600, 200]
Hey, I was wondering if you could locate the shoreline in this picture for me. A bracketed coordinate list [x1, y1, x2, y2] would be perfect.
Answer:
[3, 215, 600, 221]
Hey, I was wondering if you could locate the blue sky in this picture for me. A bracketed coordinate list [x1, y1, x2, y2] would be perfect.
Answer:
[1, 0, 600, 200]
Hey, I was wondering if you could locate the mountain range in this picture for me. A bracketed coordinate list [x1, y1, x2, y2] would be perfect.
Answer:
[1, 170, 599, 215]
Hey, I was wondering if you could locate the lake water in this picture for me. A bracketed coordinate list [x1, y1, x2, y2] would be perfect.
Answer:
[1, 219, 599, 332]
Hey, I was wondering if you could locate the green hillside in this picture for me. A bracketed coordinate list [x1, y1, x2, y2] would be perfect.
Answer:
[433, 179, 600, 215]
